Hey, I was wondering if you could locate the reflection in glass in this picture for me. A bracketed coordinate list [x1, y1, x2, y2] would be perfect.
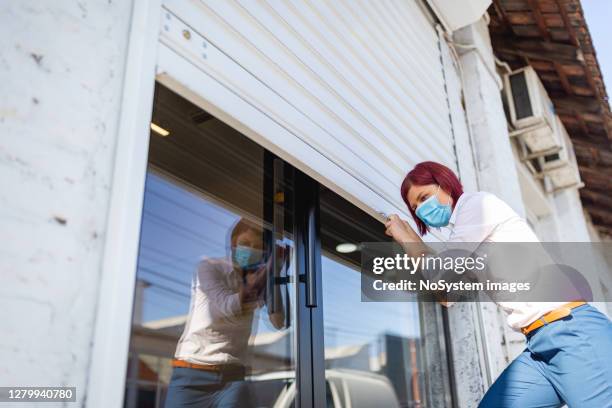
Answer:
[124, 84, 295, 408]
[319, 187, 451, 408]
[122, 83, 451, 407]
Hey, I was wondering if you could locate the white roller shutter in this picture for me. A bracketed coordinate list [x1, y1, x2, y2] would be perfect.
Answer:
[157, 0, 459, 218]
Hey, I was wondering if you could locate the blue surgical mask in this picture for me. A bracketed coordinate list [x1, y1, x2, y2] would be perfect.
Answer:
[415, 185, 452, 228]
[233, 245, 264, 269]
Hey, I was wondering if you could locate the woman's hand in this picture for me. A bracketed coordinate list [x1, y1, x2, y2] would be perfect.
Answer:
[384, 214, 419, 243]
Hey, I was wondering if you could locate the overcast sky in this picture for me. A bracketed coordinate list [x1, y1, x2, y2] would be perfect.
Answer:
[581, 0, 612, 99]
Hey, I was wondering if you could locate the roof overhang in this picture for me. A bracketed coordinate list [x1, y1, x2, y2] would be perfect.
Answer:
[488, 0, 612, 238]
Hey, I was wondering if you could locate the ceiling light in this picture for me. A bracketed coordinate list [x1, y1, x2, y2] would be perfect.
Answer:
[336, 243, 358, 253]
[150, 122, 170, 137]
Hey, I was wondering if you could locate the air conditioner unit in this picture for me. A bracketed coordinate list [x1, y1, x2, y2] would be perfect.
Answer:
[537, 116, 582, 190]
[504, 66, 560, 153]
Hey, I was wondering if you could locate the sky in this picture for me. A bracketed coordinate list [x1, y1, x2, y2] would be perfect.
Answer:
[581, 0, 612, 99]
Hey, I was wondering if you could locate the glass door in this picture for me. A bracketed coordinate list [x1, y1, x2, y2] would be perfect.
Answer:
[317, 186, 453, 408]
[124, 82, 452, 408]
[124, 84, 303, 408]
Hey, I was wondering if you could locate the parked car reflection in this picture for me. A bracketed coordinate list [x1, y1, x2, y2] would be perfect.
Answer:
[246, 369, 400, 408]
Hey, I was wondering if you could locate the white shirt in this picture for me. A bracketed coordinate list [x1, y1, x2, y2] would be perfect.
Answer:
[445, 192, 566, 330]
[174, 257, 258, 365]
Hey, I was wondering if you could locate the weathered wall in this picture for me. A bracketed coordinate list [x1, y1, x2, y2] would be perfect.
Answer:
[0, 0, 134, 404]
[452, 18, 520, 399]
[455, 19, 525, 216]
[552, 188, 591, 241]
[437, 22, 492, 407]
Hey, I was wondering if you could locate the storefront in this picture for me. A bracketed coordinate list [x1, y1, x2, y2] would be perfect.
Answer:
[94, 1, 477, 406]
[122, 83, 452, 407]
[5, 0, 612, 407]
[73, 1, 502, 407]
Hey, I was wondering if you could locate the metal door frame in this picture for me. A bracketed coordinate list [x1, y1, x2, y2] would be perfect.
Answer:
[293, 170, 326, 408]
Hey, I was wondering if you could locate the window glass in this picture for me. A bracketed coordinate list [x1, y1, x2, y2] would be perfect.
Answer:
[124, 84, 296, 408]
[123, 83, 451, 408]
[319, 186, 452, 408]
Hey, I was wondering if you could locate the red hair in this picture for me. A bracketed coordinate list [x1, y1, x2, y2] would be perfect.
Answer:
[400, 161, 463, 236]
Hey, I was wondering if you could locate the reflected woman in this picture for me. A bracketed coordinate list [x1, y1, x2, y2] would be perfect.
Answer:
[165, 218, 286, 407]
[384, 161, 612, 408]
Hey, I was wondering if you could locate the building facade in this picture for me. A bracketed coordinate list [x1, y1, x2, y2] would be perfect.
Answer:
[1, 1, 610, 407]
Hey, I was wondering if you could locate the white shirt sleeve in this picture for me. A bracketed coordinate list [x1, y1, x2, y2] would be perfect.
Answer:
[195, 260, 242, 320]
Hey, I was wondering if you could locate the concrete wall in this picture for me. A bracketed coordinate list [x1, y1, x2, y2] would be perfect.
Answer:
[551, 189, 591, 241]
[452, 18, 522, 394]
[0, 0, 134, 404]
[523, 181, 590, 243]
[455, 19, 525, 215]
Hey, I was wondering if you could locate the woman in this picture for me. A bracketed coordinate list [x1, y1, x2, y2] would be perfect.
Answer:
[384, 161, 612, 408]
[165, 218, 286, 407]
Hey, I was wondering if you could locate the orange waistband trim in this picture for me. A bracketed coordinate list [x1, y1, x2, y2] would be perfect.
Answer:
[521, 301, 586, 335]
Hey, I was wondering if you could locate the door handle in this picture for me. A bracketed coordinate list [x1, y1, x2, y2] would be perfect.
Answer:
[306, 204, 317, 308]
[267, 158, 285, 315]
